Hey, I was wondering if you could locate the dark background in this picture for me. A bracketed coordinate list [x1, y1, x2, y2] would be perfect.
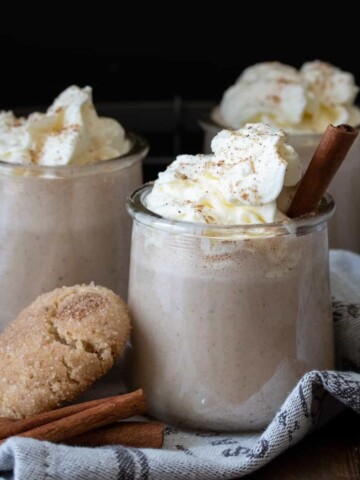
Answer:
[1, 24, 358, 107]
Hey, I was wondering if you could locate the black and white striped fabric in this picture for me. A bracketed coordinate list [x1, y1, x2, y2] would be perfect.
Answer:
[0, 250, 359, 480]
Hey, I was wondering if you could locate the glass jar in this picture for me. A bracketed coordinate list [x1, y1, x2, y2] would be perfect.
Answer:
[127, 184, 335, 431]
[0, 133, 148, 331]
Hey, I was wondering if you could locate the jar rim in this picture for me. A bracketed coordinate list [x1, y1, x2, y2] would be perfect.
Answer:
[198, 106, 359, 139]
[0, 132, 148, 179]
[126, 183, 335, 238]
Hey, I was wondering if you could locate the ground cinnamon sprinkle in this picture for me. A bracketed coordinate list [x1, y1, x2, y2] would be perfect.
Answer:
[58, 293, 109, 320]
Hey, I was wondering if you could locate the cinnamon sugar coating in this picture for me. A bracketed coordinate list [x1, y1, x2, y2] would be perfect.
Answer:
[0, 284, 131, 418]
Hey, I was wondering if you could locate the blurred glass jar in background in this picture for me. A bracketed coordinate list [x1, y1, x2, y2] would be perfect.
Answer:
[0, 85, 149, 331]
[200, 61, 360, 252]
[0, 133, 148, 331]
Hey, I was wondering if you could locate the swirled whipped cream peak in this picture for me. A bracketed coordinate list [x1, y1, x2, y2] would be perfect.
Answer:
[0, 86, 130, 166]
[146, 123, 302, 225]
[218, 61, 360, 134]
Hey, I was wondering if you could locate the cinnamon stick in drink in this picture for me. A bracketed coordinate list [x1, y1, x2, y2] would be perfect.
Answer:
[66, 421, 164, 448]
[0, 389, 146, 444]
[287, 124, 358, 218]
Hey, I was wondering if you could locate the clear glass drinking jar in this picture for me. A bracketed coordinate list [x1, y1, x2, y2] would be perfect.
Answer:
[127, 184, 335, 431]
[199, 113, 360, 252]
[0, 133, 148, 331]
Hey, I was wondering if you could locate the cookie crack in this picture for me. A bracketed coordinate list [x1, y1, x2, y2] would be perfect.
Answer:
[46, 316, 77, 350]
[45, 297, 110, 366]
[61, 358, 81, 386]
[46, 308, 108, 363]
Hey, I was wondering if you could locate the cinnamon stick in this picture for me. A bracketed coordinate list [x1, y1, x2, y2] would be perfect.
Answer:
[66, 421, 164, 448]
[0, 394, 121, 440]
[0, 389, 146, 444]
[0, 417, 15, 425]
[287, 124, 358, 218]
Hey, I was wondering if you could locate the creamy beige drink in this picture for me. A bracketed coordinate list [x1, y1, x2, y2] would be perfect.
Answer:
[0, 86, 148, 331]
[200, 61, 360, 251]
[128, 124, 334, 430]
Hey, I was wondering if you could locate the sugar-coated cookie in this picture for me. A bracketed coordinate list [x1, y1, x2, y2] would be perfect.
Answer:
[0, 284, 131, 418]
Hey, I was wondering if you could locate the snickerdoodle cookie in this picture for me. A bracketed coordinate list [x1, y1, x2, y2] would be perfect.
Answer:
[0, 284, 131, 419]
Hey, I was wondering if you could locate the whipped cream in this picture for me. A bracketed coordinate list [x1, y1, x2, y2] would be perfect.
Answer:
[146, 123, 301, 225]
[218, 61, 360, 134]
[0, 86, 130, 166]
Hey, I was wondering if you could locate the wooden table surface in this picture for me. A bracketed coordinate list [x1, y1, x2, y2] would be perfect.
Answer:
[242, 409, 360, 479]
